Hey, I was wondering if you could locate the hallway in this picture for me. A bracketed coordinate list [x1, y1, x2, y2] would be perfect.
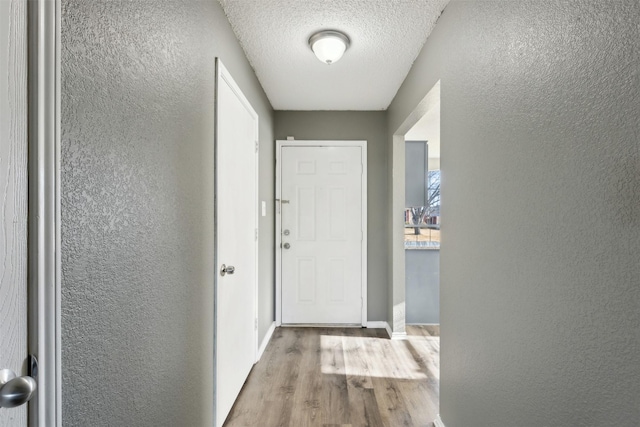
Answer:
[3, 1, 636, 425]
[224, 326, 439, 427]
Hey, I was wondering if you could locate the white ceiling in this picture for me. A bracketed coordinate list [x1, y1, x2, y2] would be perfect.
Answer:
[218, 0, 449, 111]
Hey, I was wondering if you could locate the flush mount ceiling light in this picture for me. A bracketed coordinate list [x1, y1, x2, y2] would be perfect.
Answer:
[308, 30, 350, 65]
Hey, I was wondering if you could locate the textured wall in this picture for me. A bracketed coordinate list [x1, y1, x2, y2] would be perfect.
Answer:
[274, 111, 388, 321]
[389, 0, 640, 425]
[61, 1, 273, 425]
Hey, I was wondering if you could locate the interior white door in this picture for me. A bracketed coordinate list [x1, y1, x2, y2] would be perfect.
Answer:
[281, 145, 364, 324]
[215, 60, 258, 427]
[0, 0, 28, 425]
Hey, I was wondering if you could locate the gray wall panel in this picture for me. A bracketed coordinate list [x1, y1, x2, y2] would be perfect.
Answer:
[388, 1, 640, 425]
[405, 141, 427, 207]
[405, 250, 439, 324]
[61, 1, 274, 425]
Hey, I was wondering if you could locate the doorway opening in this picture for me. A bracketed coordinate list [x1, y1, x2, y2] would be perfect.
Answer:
[390, 80, 441, 422]
[404, 88, 440, 326]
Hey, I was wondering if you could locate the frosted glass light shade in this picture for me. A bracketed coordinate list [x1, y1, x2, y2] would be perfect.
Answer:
[309, 30, 350, 65]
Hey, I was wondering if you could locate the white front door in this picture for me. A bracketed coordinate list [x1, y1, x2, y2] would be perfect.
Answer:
[0, 0, 28, 424]
[215, 60, 258, 427]
[279, 143, 366, 325]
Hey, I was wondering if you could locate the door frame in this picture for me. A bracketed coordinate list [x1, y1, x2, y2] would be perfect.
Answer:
[213, 58, 260, 426]
[275, 140, 368, 327]
[28, 0, 62, 425]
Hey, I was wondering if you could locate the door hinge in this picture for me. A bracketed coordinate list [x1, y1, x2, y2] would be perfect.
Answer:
[255, 141, 259, 153]
[255, 318, 258, 330]
[255, 228, 258, 241]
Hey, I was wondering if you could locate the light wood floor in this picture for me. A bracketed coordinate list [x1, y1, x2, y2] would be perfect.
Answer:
[223, 325, 440, 427]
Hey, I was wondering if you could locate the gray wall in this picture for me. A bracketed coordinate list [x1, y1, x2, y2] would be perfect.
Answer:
[275, 111, 388, 321]
[61, 1, 274, 425]
[405, 141, 427, 207]
[389, 1, 640, 425]
[406, 250, 439, 324]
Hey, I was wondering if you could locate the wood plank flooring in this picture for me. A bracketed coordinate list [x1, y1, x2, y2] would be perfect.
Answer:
[223, 325, 439, 427]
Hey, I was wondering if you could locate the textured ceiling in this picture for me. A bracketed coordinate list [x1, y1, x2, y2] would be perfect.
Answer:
[219, 0, 449, 111]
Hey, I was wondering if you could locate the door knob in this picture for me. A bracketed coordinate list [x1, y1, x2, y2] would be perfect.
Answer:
[220, 264, 235, 276]
[0, 369, 37, 408]
[283, 243, 291, 249]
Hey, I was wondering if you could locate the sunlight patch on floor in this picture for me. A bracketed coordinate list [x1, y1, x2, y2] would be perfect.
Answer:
[320, 335, 428, 380]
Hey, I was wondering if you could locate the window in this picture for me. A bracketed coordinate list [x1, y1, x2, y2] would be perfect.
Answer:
[405, 170, 440, 249]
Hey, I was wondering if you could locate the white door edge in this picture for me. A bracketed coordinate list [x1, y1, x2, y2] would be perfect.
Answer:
[214, 58, 259, 427]
[275, 140, 367, 327]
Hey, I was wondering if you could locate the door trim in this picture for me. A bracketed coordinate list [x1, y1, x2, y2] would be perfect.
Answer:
[213, 58, 260, 427]
[27, 0, 62, 425]
[275, 140, 368, 327]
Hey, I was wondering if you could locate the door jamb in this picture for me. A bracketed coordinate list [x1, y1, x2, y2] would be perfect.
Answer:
[27, 0, 62, 425]
[275, 140, 368, 327]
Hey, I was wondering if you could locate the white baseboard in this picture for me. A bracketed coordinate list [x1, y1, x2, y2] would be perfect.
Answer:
[257, 321, 276, 361]
[391, 331, 408, 340]
[366, 321, 388, 328]
[281, 323, 361, 328]
[434, 414, 446, 427]
[366, 321, 392, 338]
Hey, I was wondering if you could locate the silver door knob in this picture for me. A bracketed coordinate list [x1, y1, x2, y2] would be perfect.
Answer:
[220, 264, 235, 276]
[0, 369, 37, 408]
[283, 243, 291, 249]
